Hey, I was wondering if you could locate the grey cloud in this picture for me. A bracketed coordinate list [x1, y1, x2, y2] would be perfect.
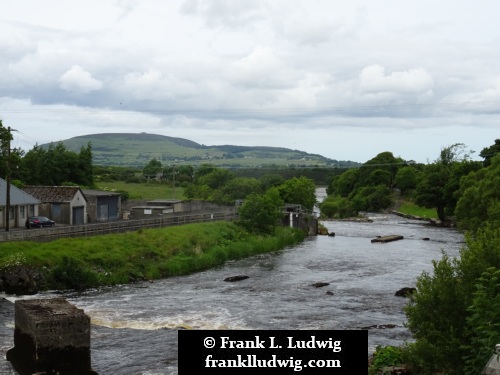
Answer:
[180, 0, 265, 29]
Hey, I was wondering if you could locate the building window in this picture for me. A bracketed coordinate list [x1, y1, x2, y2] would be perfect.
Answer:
[29, 205, 35, 216]
[20, 206, 25, 219]
[9, 207, 14, 220]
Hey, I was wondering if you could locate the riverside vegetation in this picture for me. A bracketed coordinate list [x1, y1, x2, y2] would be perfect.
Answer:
[0, 222, 306, 294]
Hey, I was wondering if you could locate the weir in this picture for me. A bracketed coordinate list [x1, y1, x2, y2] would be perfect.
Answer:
[6, 297, 97, 375]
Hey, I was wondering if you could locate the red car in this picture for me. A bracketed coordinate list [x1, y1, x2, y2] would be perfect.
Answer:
[25, 216, 56, 228]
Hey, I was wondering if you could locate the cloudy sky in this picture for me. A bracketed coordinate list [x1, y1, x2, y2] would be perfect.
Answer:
[1, 0, 499, 163]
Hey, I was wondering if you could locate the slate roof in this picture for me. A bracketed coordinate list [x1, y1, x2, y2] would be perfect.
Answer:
[81, 188, 121, 197]
[0, 178, 39, 206]
[22, 186, 87, 203]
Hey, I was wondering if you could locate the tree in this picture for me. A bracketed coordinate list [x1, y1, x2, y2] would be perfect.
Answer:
[219, 177, 260, 204]
[197, 168, 234, 190]
[327, 168, 359, 197]
[414, 144, 479, 223]
[479, 139, 500, 167]
[455, 154, 500, 232]
[414, 163, 449, 222]
[258, 174, 285, 192]
[142, 158, 163, 177]
[357, 151, 404, 189]
[0, 121, 14, 179]
[77, 142, 94, 187]
[237, 188, 284, 234]
[20, 142, 94, 186]
[350, 185, 392, 212]
[394, 165, 419, 196]
[278, 176, 317, 211]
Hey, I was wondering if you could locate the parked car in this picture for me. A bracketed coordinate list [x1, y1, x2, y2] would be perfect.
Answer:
[25, 216, 56, 228]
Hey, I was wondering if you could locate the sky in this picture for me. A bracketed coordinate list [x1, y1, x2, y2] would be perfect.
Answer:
[0, 0, 499, 164]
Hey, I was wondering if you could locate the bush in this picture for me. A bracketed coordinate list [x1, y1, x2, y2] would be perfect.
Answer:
[318, 195, 356, 219]
[403, 225, 500, 374]
[51, 256, 98, 291]
[237, 188, 284, 234]
[462, 267, 500, 374]
[369, 345, 403, 374]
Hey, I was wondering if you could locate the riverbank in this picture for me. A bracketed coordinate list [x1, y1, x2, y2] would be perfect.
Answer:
[0, 222, 306, 295]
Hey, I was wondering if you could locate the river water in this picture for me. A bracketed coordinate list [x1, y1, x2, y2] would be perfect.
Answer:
[0, 189, 465, 374]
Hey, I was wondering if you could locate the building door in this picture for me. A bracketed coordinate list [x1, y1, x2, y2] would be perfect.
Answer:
[98, 204, 109, 222]
[73, 206, 85, 225]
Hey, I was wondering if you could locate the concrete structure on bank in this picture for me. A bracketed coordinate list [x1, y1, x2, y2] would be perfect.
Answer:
[483, 344, 500, 374]
[6, 297, 96, 374]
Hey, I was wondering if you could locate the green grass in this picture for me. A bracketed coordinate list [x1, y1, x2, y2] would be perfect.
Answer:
[0, 222, 306, 292]
[96, 181, 184, 200]
[397, 201, 438, 219]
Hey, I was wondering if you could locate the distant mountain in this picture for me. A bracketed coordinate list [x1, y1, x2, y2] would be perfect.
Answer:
[43, 132, 359, 168]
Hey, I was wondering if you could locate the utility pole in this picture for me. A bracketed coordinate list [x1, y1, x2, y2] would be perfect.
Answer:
[171, 165, 177, 200]
[5, 129, 11, 232]
[0, 124, 15, 232]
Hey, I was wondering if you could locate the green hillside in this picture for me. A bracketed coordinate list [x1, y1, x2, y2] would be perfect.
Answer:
[43, 132, 356, 168]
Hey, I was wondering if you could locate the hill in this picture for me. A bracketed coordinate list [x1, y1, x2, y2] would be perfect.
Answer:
[43, 132, 359, 168]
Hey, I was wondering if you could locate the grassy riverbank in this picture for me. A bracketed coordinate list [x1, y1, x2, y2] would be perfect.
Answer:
[0, 222, 306, 294]
[396, 200, 437, 219]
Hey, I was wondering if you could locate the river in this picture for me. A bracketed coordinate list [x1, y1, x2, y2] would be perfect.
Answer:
[0, 189, 465, 374]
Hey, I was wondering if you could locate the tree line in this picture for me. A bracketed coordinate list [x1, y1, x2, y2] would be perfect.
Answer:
[320, 140, 500, 231]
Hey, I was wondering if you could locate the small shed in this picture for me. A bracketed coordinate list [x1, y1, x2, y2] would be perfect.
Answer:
[82, 189, 121, 223]
[22, 186, 87, 225]
[130, 205, 175, 220]
[145, 199, 182, 212]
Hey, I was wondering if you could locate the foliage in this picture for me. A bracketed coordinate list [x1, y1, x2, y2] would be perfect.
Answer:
[455, 154, 500, 232]
[479, 139, 500, 167]
[142, 158, 163, 176]
[197, 168, 235, 189]
[94, 165, 142, 182]
[20, 141, 94, 186]
[318, 195, 356, 219]
[403, 225, 500, 374]
[50, 256, 98, 291]
[414, 144, 481, 223]
[327, 168, 359, 197]
[394, 165, 420, 196]
[414, 163, 450, 222]
[237, 188, 284, 234]
[324, 152, 404, 218]
[369, 346, 403, 375]
[217, 177, 260, 204]
[349, 185, 392, 212]
[278, 176, 317, 210]
[403, 254, 466, 374]
[462, 267, 500, 374]
[258, 173, 285, 192]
